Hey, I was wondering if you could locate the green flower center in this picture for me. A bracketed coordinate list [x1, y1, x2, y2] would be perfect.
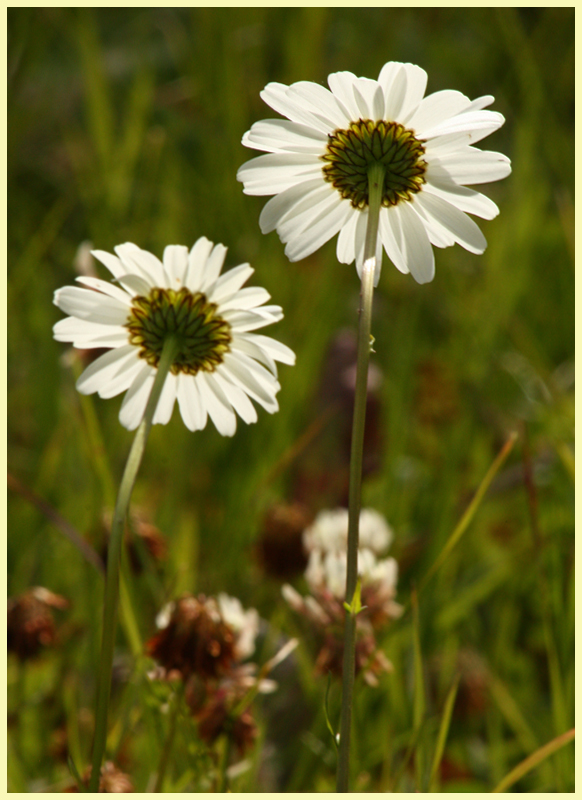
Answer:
[321, 119, 427, 209]
[125, 287, 231, 375]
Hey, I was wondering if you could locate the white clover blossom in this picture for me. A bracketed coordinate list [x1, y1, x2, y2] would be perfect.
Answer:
[305, 546, 399, 600]
[217, 593, 260, 661]
[303, 507, 392, 555]
[238, 62, 511, 284]
[53, 239, 295, 435]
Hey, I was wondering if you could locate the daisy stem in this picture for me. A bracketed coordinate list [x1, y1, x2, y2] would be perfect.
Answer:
[88, 336, 179, 792]
[336, 162, 385, 793]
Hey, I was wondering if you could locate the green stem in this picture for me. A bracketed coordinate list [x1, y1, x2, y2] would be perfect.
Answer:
[336, 163, 385, 793]
[88, 338, 179, 792]
[153, 688, 182, 792]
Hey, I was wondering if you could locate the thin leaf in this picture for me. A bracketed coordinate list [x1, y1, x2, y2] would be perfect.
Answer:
[411, 588, 425, 790]
[420, 431, 518, 591]
[491, 728, 575, 793]
[428, 673, 460, 791]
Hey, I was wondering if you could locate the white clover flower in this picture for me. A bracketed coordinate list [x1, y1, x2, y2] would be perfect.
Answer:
[303, 507, 392, 555]
[53, 239, 295, 435]
[218, 593, 260, 661]
[304, 546, 397, 600]
[238, 62, 511, 284]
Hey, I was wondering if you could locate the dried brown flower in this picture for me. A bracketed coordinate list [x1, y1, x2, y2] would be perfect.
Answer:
[146, 595, 236, 681]
[7, 587, 69, 660]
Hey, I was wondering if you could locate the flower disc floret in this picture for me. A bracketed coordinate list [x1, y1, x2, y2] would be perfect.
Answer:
[126, 287, 232, 376]
[322, 119, 427, 210]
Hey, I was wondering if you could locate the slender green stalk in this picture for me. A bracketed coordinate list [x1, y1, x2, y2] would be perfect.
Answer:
[153, 688, 182, 793]
[88, 337, 179, 792]
[336, 163, 385, 793]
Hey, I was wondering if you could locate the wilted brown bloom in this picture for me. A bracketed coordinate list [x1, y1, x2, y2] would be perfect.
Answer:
[7, 587, 69, 660]
[256, 502, 312, 580]
[188, 673, 258, 757]
[65, 761, 134, 792]
[146, 595, 236, 680]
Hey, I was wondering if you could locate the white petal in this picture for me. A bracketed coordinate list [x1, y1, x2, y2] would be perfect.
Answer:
[221, 352, 279, 411]
[54, 286, 130, 325]
[239, 333, 296, 366]
[115, 274, 152, 297]
[232, 338, 277, 374]
[74, 276, 133, 306]
[284, 195, 352, 262]
[119, 364, 155, 430]
[219, 286, 271, 313]
[432, 148, 512, 185]
[163, 245, 189, 286]
[397, 202, 435, 284]
[425, 132, 475, 156]
[424, 179, 499, 219]
[288, 80, 350, 128]
[200, 243, 228, 292]
[243, 118, 326, 154]
[197, 371, 237, 437]
[327, 71, 361, 119]
[98, 356, 144, 399]
[422, 109, 505, 142]
[223, 308, 282, 333]
[238, 153, 321, 196]
[411, 200, 456, 249]
[211, 371, 258, 425]
[75, 345, 138, 396]
[379, 207, 409, 274]
[336, 208, 359, 265]
[352, 77, 382, 118]
[91, 249, 125, 280]
[152, 372, 178, 425]
[259, 180, 329, 235]
[53, 317, 129, 348]
[114, 243, 166, 287]
[210, 263, 254, 304]
[405, 89, 471, 132]
[354, 213, 383, 286]
[185, 237, 214, 291]
[260, 82, 333, 135]
[390, 63, 428, 120]
[176, 373, 207, 431]
[414, 192, 487, 254]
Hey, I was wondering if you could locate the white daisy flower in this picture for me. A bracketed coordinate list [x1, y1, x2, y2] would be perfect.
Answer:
[238, 61, 511, 285]
[53, 238, 296, 435]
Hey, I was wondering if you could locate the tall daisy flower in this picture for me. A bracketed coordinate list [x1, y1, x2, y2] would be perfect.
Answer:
[53, 238, 295, 435]
[238, 61, 511, 284]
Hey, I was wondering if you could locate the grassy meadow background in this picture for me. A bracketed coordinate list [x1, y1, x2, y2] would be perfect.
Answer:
[8, 7, 574, 792]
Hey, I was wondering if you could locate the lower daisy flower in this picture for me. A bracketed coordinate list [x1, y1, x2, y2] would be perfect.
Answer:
[237, 61, 511, 284]
[53, 238, 295, 435]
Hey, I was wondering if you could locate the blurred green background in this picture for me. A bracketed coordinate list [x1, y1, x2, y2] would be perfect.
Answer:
[8, 7, 574, 792]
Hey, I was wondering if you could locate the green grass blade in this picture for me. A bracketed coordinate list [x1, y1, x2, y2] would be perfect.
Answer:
[491, 728, 575, 793]
[420, 431, 518, 591]
[411, 588, 426, 790]
[428, 673, 460, 791]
